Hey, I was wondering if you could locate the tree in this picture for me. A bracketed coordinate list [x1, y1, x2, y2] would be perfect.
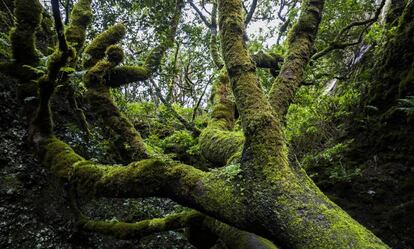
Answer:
[3, 0, 413, 248]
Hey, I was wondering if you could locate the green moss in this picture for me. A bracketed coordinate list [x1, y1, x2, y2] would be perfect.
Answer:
[105, 66, 150, 88]
[105, 45, 124, 65]
[10, 0, 42, 66]
[84, 60, 112, 87]
[199, 127, 244, 166]
[80, 211, 202, 240]
[83, 23, 126, 68]
[268, 0, 324, 120]
[65, 0, 93, 52]
[199, 70, 244, 166]
[40, 136, 87, 177]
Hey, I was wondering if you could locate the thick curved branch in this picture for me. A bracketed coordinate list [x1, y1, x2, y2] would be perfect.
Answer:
[84, 34, 149, 162]
[83, 23, 126, 69]
[105, 66, 150, 87]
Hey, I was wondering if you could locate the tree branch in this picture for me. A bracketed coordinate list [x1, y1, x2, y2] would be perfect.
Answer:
[244, 0, 258, 25]
[78, 211, 204, 240]
[51, 0, 68, 55]
[144, 0, 184, 74]
[192, 75, 212, 121]
[199, 71, 243, 166]
[218, 0, 284, 158]
[268, 0, 325, 122]
[65, 0, 92, 54]
[209, 1, 224, 69]
[105, 66, 150, 87]
[312, 0, 386, 60]
[146, 79, 201, 136]
[188, 0, 212, 27]
[83, 28, 150, 162]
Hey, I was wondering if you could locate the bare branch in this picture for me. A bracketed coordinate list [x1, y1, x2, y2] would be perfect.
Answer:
[188, 0, 212, 27]
[312, 0, 386, 60]
[192, 75, 212, 121]
[244, 0, 258, 25]
[51, 0, 68, 52]
[146, 79, 201, 136]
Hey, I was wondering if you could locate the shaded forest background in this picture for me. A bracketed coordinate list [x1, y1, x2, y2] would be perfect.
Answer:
[0, 0, 413, 248]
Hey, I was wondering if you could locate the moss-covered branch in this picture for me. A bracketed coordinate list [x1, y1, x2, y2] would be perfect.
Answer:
[105, 66, 150, 88]
[218, 0, 285, 165]
[268, 0, 325, 121]
[251, 51, 284, 76]
[10, 0, 42, 66]
[65, 0, 92, 54]
[9, 0, 43, 100]
[83, 23, 126, 69]
[17, 0, 392, 247]
[217, 1, 389, 248]
[209, 1, 225, 69]
[78, 211, 204, 240]
[78, 203, 278, 248]
[84, 31, 149, 162]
